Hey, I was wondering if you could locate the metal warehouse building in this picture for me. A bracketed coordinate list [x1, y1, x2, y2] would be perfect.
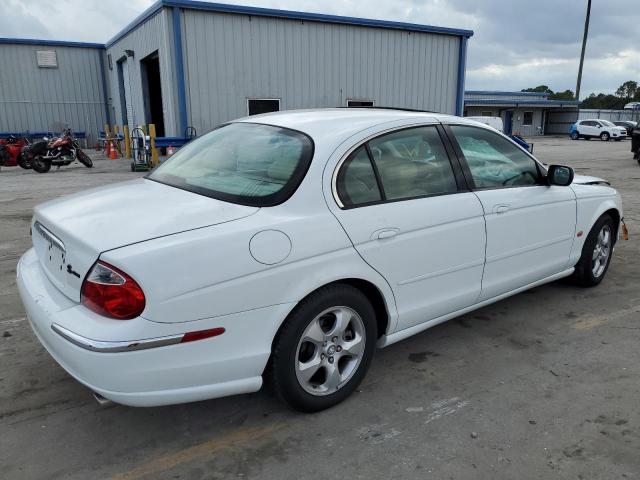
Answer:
[464, 91, 580, 137]
[0, 0, 473, 142]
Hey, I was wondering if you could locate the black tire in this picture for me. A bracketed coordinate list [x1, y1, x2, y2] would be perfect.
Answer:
[17, 154, 32, 170]
[572, 214, 615, 287]
[570, 131, 579, 140]
[31, 156, 51, 173]
[77, 150, 93, 168]
[600, 132, 610, 141]
[270, 284, 377, 412]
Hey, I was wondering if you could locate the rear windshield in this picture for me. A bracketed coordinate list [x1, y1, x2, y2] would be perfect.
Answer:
[148, 123, 314, 206]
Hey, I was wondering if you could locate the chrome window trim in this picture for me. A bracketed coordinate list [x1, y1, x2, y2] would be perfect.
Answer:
[51, 323, 183, 353]
[331, 122, 439, 208]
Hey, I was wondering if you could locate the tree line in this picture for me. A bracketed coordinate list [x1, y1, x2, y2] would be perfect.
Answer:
[521, 81, 640, 109]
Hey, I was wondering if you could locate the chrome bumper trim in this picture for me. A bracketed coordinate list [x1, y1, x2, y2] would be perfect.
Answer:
[51, 323, 183, 353]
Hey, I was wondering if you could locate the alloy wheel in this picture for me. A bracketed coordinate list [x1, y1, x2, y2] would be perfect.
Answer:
[592, 225, 612, 278]
[295, 306, 366, 396]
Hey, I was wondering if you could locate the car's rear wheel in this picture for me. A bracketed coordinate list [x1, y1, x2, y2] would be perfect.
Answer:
[270, 284, 377, 412]
[570, 131, 579, 140]
[572, 214, 615, 287]
[600, 132, 610, 141]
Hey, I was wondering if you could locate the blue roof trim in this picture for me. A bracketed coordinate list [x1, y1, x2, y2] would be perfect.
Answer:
[0, 37, 104, 49]
[104, 0, 473, 48]
[163, 1, 473, 37]
[464, 99, 580, 106]
[105, 1, 164, 48]
[465, 90, 550, 98]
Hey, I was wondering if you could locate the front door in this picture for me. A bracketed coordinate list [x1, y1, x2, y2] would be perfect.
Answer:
[447, 124, 576, 301]
[328, 124, 486, 331]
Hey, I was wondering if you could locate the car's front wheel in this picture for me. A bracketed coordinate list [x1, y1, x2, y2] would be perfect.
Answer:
[572, 214, 615, 287]
[270, 284, 377, 412]
[600, 132, 610, 141]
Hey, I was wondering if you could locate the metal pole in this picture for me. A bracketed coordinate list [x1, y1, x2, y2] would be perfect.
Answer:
[575, 0, 592, 101]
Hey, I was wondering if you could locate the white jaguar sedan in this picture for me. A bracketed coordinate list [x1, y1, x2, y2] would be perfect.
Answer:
[18, 109, 623, 412]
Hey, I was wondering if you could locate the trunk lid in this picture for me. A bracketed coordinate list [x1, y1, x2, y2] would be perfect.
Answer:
[32, 179, 258, 301]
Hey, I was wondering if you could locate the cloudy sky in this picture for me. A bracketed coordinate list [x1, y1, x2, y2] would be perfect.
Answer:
[3, 0, 639, 97]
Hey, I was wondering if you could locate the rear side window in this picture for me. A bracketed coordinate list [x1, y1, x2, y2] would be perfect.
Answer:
[336, 146, 382, 207]
[451, 125, 541, 189]
[368, 126, 457, 201]
[149, 123, 313, 207]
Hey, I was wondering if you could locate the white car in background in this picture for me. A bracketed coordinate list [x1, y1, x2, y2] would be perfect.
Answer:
[571, 119, 627, 141]
[17, 109, 624, 412]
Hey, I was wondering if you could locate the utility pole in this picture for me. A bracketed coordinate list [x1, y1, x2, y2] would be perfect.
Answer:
[575, 0, 592, 101]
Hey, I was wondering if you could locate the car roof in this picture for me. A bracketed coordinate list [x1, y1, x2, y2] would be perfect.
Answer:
[234, 108, 465, 144]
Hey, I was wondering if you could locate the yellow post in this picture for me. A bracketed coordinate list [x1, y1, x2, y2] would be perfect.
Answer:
[123, 125, 131, 159]
[148, 123, 159, 167]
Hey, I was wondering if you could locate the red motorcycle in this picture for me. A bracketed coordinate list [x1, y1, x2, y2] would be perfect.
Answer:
[29, 128, 93, 173]
[0, 135, 30, 168]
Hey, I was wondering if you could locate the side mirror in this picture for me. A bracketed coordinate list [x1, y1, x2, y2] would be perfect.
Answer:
[547, 165, 574, 186]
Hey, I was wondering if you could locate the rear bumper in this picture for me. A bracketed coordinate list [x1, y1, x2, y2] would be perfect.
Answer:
[17, 248, 293, 406]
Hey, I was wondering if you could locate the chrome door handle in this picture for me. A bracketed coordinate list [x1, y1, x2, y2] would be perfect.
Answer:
[376, 229, 399, 240]
[493, 205, 510, 214]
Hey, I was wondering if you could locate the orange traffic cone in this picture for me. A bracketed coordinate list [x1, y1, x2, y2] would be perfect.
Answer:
[167, 145, 175, 156]
[105, 138, 112, 157]
[109, 141, 118, 160]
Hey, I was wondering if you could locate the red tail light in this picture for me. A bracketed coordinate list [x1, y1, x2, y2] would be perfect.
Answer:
[81, 261, 145, 320]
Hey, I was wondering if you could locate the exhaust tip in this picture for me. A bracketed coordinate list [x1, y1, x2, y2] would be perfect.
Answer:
[92, 391, 114, 407]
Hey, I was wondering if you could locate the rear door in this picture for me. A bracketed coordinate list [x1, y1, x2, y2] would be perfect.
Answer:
[326, 123, 486, 331]
[445, 124, 576, 301]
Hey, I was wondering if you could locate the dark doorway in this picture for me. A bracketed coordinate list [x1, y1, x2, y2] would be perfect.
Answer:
[140, 51, 165, 137]
[116, 58, 128, 126]
[504, 110, 513, 135]
[248, 99, 280, 116]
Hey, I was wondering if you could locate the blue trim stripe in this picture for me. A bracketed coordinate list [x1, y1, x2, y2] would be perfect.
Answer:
[162, 0, 473, 37]
[455, 37, 468, 116]
[105, 1, 164, 48]
[465, 90, 550, 98]
[172, 7, 188, 135]
[0, 37, 104, 49]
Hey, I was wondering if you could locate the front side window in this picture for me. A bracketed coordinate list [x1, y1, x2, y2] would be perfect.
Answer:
[149, 123, 313, 206]
[368, 127, 458, 200]
[451, 125, 541, 189]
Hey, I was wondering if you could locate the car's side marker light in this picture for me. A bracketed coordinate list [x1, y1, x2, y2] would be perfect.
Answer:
[181, 328, 226, 343]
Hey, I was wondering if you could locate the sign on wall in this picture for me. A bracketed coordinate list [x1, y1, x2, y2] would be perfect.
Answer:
[36, 50, 58, 68]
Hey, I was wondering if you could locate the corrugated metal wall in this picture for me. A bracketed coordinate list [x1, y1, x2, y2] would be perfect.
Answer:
[105, 9, 179, 136]
[578, 109, 640, 122]
[0, 43, 106, 141]
[181, 9, 461, 134]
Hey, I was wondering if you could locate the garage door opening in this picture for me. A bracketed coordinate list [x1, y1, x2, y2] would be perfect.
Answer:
[140, 51, 165, 137]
